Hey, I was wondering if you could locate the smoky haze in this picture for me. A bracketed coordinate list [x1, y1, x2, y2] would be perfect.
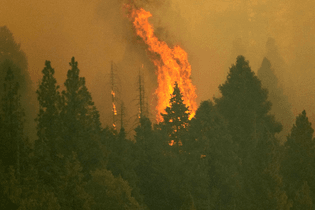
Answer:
[1, 0, 315, 134]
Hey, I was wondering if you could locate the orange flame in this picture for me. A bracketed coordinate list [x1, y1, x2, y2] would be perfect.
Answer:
[112, 103, 117, 116]
[127, 6, 197, 122]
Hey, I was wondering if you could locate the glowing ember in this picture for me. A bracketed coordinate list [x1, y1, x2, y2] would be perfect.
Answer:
[111, 88, 117, 129]
[127, 6, 197, 122]
[112, 103, 117, 116]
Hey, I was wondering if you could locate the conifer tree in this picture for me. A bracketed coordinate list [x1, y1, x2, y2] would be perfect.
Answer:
[0, 67, 25, 177]
[160, 81, 190, 147]
[190, 100, 240, 210]
[282, 110, 315, 209]
[0, 67, 34, 210]
[215, 56, 282, 151]
[215, 55, 282, 209]
[151, 85, 210, 210]
[36, 60, 61, 157]
[34, 60, 63, 196]
[60, 57, 103, 176]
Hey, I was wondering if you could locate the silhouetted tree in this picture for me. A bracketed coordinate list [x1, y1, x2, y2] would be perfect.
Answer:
[1, 67, 25, 177]
[282, 110, 315, 209]
[215, 56, 282, 150]
[160, 81, 190, 147]
[60, 57, 103, 177]
[215, 55, 282, 209]
[36, 60, 61, 156]
[190, 100, 242, 209]
[34, 60, 63, 190]
[142, 85, 211, 210]
[0, 68, 45, 210]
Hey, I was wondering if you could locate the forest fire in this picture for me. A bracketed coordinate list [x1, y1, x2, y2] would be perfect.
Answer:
[127, 6, 197, 122]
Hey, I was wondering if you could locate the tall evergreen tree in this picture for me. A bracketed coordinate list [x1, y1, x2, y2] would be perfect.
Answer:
[215, 55, 282, 209]
[36, 60, 61, 156]
[145, 84, 211, 210]
[215, 56, 282, 152]
[34, 60, 62, 195]
[190, 100, 240, 210]
[60, 57, 103, 177]
[160, 81, 190, 147]
[0, 67, 32, 210]
[0, 67, 25, 176]
[282, 110, 315, 209]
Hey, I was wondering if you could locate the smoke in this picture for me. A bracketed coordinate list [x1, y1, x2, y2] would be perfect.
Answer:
[1, 0, 315, 133]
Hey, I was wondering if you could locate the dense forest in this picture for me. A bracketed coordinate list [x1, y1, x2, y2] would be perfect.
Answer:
[0, 26, 314, 210]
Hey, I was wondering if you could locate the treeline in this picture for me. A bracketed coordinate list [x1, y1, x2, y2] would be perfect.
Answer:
[0, 32, 315, 210]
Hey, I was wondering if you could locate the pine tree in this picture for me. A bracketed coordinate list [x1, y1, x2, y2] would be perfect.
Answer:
[60, 57, 103, 176]
[0, 67, 25, 177]
[282, 110, 315, 209]
[190, 100, 240, 210]
[36, 60, 61, 157]
[160, 81, 190, 147]
[215, 56, 282, 151]
[215, 56, 282, 209]
[34, 60, 63, 197]
[150, 85, 211, 210]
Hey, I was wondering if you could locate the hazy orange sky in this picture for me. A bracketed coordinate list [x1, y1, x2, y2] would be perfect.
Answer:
[1, 0, 315, 131]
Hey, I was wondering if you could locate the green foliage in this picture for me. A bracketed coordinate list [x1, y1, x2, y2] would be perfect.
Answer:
[190, 100, 240, 209]
[106, 126, 144, 207]
[0, 163, 60, 210]
[0, 67, 26, 177]
[36, 60, 61, 153]
[215, 56, 282, 148]
[134, 117, 167, 210]
[215, 56, 283, 209]
[60, 57, 103, 176]
[34, 60, 63, 191]
[282, 110, 315, 209]
[2, 44, 315, 210]
[87, 168, 141, 210]
[59, 152, 93, 210]
[294, 181, 313, 210]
